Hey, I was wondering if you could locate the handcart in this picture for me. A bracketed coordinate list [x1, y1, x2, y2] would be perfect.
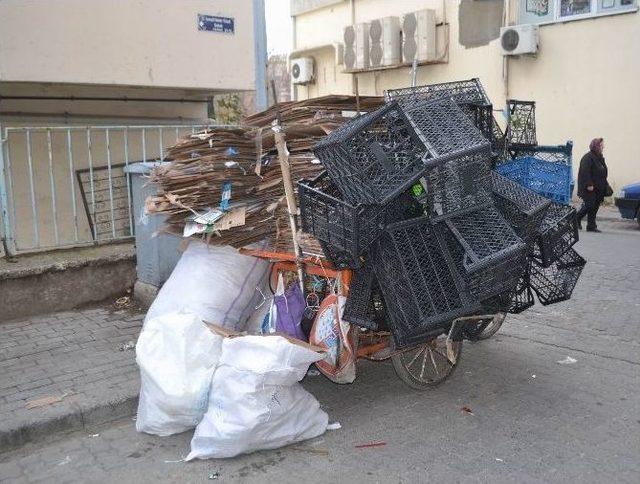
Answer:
[240, 247, 505, 391]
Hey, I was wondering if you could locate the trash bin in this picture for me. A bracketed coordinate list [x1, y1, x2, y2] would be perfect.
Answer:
[125, 162, 181, 306]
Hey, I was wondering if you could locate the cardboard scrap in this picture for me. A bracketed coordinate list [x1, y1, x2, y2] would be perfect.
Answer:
[25, 392, 70, 409]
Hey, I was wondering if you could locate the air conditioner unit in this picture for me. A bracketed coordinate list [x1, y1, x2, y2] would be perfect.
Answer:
[291, 57, 314, 84]
[500, 24, 539, 56]
[402, 9, 436, 63]
[369, 16, 401, 67]
[344, 23, 370, 70]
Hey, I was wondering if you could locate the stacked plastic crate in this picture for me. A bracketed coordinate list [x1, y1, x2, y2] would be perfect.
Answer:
[298, 79, 586, 349]
[497, 100, 574, 204]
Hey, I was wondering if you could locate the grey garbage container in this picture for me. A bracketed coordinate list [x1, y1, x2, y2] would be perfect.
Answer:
[125, 162, 181, 306]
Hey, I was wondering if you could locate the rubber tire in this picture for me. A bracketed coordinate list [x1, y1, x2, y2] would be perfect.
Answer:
[473, 313, 506, 341]
[391, 338, 462, 391]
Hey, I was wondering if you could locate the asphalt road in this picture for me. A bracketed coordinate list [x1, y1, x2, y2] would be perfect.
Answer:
[1, 217, 638, 484]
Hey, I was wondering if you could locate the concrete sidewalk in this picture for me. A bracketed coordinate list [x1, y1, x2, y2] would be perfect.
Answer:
[0, 304, 144, 451]
[0, 208, 635, 456]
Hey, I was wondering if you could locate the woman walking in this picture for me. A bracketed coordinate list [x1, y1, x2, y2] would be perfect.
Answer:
[576, 138, 610, 232]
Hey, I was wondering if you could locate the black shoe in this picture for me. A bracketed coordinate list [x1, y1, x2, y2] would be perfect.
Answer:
[578, 222, 583, 230]
[586, 228, 602, 233]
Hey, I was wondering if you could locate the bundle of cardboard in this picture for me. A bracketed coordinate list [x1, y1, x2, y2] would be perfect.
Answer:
[146, 95, 384, 249]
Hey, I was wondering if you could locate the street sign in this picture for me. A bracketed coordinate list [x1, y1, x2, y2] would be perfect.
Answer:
[197, 14, 235, 34]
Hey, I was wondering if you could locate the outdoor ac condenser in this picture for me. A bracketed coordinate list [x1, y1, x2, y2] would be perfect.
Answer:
[344, 23, 370, 70]
[369, 16, 401, 68]
[291, 57, 314, 84]
[402, 9, 437, 63]
[500, 24, 539, 56]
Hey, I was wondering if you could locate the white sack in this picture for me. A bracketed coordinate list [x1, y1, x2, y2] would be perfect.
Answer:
[187, 335, 328, 460]
[136, 311, 222, 436]
[145, 241, 270, 330]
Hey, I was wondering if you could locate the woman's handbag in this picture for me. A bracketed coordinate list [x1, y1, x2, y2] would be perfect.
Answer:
[605, 183, 613, 197]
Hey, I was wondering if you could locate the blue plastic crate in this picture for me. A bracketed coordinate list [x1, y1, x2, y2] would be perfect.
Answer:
[496, 143, 573, 204]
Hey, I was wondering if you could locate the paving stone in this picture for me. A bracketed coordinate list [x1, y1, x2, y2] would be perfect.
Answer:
[0, 303, 145, 452]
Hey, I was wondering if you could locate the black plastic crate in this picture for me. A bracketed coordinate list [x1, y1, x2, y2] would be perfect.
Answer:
[435, 204, 528, 301]
[298, 172, 414, 263]
[491, 115, 508, 164]
[401, 97, 490, 159]
[371, 217, 480, 348]
[530, 248, 586, 305]
[342, 262, 378, 330]
[464, 103, 493, 142]
[482, 262, 535, 314]
[534, 202, 579, 267]
[424, 145, 494, 216]
[506, 99, 537, 147]
[491, 171, 551, 243]
[319, 241, 360, 270]
[508, 141, 573, 165]
[385, 78, 491, 107]
[313, 102, 430, 205]
[507, 270, 536, 314]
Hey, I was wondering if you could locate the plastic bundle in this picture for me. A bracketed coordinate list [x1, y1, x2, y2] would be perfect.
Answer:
[506, 99, 537, 147]
[436, 204, 528, 301]
[534, 202, 579, 267]
[385, 78, 491, 107]
[342, 263, 377, 330]
[298, 171, 417, 265]
[491, 171, 551, 243]
[371, 217, 480, 348]
[530, 248, 586, 305]
[401, 97, 490, 159]
[425, 145, 494, 216]
[313, 102, 429, 205]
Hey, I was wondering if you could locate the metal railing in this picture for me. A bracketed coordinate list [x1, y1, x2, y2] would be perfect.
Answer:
[0, 123, 216, 256]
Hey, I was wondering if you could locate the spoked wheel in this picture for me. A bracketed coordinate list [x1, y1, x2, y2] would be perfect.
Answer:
[391, 334, 462, 391]
[464, 312, 506, 341]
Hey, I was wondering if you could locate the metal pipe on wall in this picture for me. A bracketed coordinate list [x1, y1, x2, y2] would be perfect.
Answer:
[253, 0, 268, 112]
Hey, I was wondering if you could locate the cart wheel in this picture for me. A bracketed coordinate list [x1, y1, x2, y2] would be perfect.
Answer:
[391, 334, 462, 391]
[464, 312, 506, 341]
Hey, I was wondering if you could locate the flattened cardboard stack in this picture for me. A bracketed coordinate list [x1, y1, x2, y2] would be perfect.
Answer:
[146, 95, 384, 249]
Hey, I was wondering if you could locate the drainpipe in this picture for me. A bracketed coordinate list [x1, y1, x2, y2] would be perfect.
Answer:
[253, 0, 268, 111]
[350, 0, 356, 96]
[502, 0, 511, 103]
[291, 11, 298, 101]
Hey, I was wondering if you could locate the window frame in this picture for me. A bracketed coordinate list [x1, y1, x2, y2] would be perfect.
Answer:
[519, 0, 638, 25]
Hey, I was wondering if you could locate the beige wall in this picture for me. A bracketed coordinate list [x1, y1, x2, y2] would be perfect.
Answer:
[0, 0, 255, 91]
[292, 0, 640, 190]
[508, 12, 640, 190]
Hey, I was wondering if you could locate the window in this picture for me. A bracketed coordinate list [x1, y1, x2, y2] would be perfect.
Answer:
[560, 0, 592, 16]
[519, 0, 637, 24]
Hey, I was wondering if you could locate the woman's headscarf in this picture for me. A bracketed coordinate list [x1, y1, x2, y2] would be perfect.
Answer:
[589, 138, 603, 155]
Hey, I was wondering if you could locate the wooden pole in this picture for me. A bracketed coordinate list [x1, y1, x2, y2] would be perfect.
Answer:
[270, 79, 278, 106]
[272, 119, 305, 292]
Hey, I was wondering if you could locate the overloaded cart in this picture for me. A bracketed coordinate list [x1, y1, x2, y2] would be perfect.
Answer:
[244, 78, 585, 390]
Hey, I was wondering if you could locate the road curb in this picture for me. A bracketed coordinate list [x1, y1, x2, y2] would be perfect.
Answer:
[0, 394, 138, 454]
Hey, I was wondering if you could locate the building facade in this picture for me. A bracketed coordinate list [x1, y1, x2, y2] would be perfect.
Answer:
[290, 0, 639, 192]
[0, 0, 265, 256]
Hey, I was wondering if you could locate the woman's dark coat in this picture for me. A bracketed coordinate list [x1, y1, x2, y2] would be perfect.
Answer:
[577, 151, 608, 198]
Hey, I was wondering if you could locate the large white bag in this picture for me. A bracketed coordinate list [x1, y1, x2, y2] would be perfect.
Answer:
[136, 311, 223, 436]
[145, 241, 270, 330]
[186, 334, 328, 460]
